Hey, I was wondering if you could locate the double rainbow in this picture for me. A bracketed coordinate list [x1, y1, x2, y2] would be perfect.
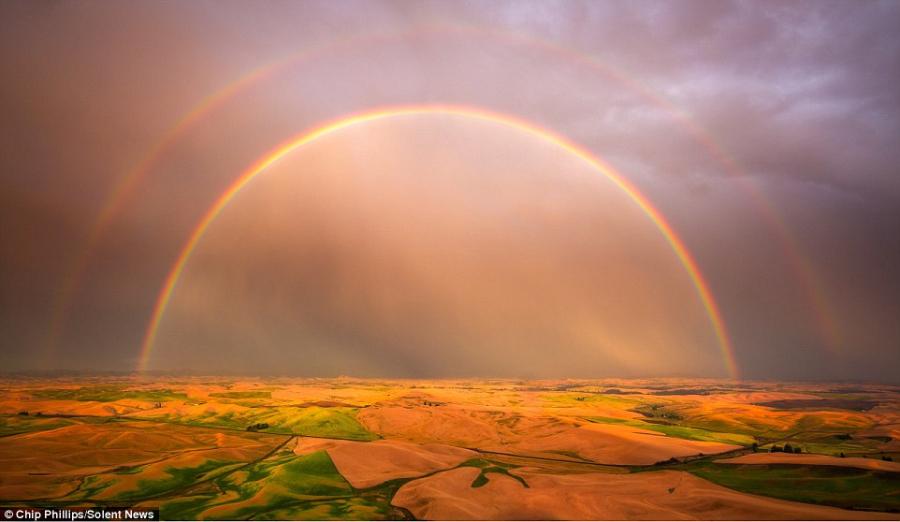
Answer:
[46, 24, 837, 376]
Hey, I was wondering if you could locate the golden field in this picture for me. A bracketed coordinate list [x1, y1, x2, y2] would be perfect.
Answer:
[0, 377, 898, 519]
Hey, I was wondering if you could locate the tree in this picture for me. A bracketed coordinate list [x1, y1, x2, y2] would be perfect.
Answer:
[751, 442, 759, 452]
[770, 445, 783, 453]
[839, 452, 846, 458]
[794, 446, 802, 454]
[784, 443, 794, 454]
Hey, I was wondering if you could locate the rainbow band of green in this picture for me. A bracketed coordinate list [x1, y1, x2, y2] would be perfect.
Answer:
[138, 105, 739, 378]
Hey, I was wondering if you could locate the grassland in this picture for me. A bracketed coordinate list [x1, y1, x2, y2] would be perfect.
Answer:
[158, 449, 356, 519]
[584, 416, 755, 446]
[141, 405, 376, 440]
[685, 462, 900, 512]
[208, 391, 273, 399]
[0, 414, 76, 437]
[0, 376, 897, 520]
[458, 458, 530, 488]
[31, 386, 188, 403]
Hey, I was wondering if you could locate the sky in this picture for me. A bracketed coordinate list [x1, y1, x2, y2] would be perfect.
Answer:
[1, 0, 898, 381]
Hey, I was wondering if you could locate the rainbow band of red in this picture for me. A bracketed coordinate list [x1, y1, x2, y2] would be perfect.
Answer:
[137, 105, 739, 379]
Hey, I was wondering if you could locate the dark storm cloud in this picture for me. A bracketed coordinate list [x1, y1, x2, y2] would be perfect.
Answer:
[542, 1, 900, 195]
[0, 0, 898, 380]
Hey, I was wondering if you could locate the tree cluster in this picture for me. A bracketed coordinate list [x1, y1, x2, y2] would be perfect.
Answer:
[770, 443, 802, 453]
[246, 422, 270, 432]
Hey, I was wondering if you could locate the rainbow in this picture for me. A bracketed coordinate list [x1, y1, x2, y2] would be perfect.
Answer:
[42, 28, 415, 362]
[51, 24, 837, 367]
[41, 69, 269, 363]
[509, 32, 843, 354]
[137, 105, 740, 379]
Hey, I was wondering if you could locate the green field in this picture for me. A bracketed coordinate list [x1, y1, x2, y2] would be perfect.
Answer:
[584, 415, 755, 446]
[685, 462, 900, 512]
[208, 391, 273, 399]
[158, 449, 406, 520]
[459, 458, 530, 488]
[149, 406, 377, 440]
[31, 387, 188, 403]
[53, 457, 250, 503]
[0, 414, 76, 437]
[540, 392, 640, 409]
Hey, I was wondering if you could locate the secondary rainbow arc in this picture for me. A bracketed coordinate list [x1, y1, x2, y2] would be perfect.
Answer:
[138, 105, 740, 379]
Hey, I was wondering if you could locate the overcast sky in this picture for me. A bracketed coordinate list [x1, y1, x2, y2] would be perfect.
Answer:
[1, 0, 898, 381]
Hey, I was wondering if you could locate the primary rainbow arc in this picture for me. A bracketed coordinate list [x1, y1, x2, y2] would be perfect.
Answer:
[138, 105, 739, 379]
